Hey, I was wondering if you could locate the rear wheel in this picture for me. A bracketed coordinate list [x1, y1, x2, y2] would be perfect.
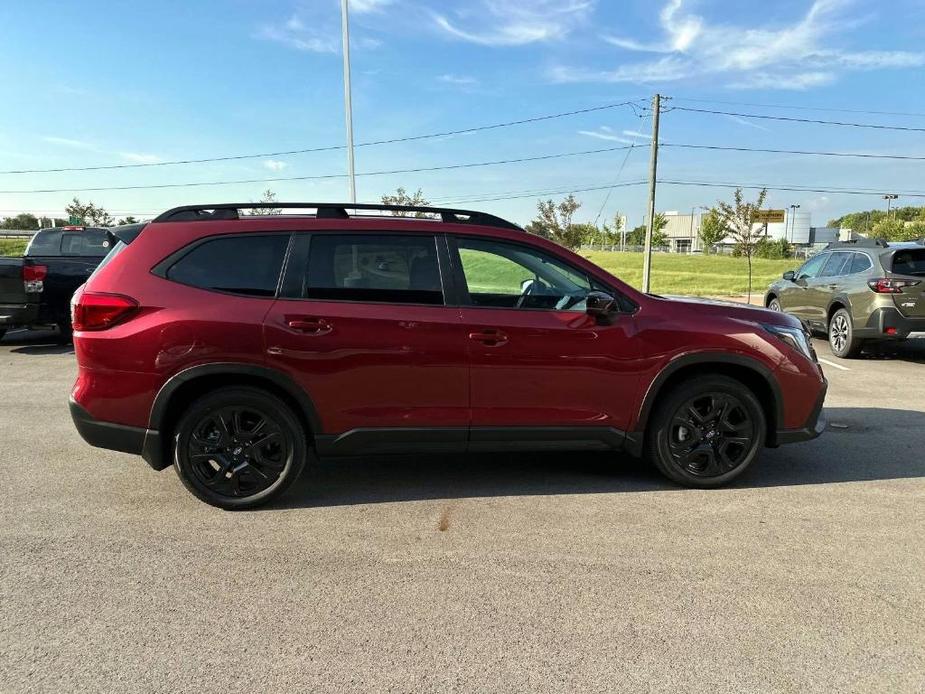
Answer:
[828, 308, 863, 359]
[767, 297, 781, 312]
[173, 387, 307, 509]
[647, 375, 765, 488]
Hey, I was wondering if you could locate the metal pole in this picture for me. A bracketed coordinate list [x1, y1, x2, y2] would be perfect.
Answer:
[688, 206, 694, 254]
[641, 93, 661, 293]
[340, 0, 357, 203]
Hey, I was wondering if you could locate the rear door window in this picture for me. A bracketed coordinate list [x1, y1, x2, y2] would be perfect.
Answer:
[24, 230, 62, 256]
[890, 248, 925, 277]
[819, 253, 851, 277]
[848, 253, 872, 274]
[164, 234, 290, 297]
[300, 234, 443, 305]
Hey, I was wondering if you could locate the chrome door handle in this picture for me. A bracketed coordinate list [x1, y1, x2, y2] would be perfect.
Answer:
[286, 317, 332, 335]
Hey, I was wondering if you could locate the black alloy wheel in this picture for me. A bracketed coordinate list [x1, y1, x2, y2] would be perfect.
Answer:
[174, 387, 307, 509]
[648, 375, 766, 488]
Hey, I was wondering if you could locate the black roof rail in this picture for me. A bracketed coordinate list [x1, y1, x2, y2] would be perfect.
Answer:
[823, 237, 889, 250]
[151, 202, 523, 231]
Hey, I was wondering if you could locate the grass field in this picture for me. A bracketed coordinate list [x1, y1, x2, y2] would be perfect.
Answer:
[581, 251, 794, 296]
[0, 239, 28, 256]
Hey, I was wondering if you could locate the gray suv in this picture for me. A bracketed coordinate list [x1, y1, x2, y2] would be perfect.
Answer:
[765, 239, 925, 358]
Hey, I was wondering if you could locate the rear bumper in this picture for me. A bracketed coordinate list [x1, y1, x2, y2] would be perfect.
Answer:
[773, 380, 827, 446]
[0, 302, 39, 327]
[857, 306, 925, 340]
[69, 398, 168, 470]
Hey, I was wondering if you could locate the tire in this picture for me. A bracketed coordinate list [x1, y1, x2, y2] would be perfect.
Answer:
[173, 387, 307, 510]
[767, 297, 781, 312]
[647, 375, 766, 488]
[828, 308, 863, 359]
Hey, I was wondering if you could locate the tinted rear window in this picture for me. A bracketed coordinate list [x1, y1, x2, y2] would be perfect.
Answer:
[303, 234, 443, 305]
[890, 248, 925, 276]
[166, 234, 290, 297]
[61, 229, 111, 257]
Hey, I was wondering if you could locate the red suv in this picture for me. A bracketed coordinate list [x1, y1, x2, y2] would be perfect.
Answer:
[69, 203, 827, 509]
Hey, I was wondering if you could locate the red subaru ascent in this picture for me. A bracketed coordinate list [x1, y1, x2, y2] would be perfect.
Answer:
[70, 203, 827, 509]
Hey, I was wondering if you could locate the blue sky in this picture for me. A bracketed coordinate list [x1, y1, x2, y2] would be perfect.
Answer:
[1, 0, 924, 227]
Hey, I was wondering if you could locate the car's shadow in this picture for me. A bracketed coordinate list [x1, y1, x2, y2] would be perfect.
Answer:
[813, 336, 925, 364]
[263, 407, 925, 510]
[0, 328, 73, 355]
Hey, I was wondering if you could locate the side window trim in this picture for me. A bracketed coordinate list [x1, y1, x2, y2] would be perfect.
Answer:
[447, 233, 636, 313]
[277, 231, 450, 307]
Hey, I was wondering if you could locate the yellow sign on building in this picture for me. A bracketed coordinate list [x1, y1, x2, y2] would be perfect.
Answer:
[752, 209, 786, 224]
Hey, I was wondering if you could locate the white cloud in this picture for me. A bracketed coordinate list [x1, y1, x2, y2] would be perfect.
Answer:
[438, 73, 479, 86]
[433, 0, 593, 46]
[622, 130, 652, 140]
[263, 159, 288, 171]
[350, 0, 393, 13]
[554, 0, 925, 89]
[257, 19, 339, 53]
[119, 152, 163, 164]
[42, 136, 94, 149]
[577, 129, 634, 143]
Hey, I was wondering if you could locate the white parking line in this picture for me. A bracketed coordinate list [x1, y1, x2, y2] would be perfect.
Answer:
[818, 357, 850, 371]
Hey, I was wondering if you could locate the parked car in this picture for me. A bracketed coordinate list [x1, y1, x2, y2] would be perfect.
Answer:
[0, 226, 114, 341]
[765, 239, 925, 358]
[69, 203, 827, 509]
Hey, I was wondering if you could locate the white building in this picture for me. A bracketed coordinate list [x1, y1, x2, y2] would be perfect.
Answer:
[655, 209, 820, 253]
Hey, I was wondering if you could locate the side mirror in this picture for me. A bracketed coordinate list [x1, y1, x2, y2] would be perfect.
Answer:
[783, 270, 796, 281]
[586, 291, 618, 323]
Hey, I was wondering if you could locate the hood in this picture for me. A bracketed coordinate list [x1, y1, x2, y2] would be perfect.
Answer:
[654, 294, 803, 329]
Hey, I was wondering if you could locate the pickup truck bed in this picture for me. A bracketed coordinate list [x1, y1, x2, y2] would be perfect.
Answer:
[0, 227, 110, 341]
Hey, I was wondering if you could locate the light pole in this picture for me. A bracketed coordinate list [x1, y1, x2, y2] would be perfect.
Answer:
[689, 205, 708, 252]
[788, 204, 800, 242]
[340, 0, 357, 203]
[883, 193, 898, 219]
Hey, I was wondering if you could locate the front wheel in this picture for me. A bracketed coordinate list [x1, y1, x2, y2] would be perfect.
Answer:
[173, 387, 307, 509]
[828, 308, 863, 359]
[767, 297, 781, 312]
[647, 375, 766, 488]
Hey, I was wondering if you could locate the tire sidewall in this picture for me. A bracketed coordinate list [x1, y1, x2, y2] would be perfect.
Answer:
[828, 308, 855, 358]
[173, 388, 307, 510]
[650, 376, 766, 488]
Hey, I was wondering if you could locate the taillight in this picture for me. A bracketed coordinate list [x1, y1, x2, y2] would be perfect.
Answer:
[22, 264, 47, 293]
[867, 277, 920, 294]
[71, 292, 138, 331]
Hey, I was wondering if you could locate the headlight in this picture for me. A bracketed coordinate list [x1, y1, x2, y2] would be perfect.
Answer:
[762, 323, 814, 361]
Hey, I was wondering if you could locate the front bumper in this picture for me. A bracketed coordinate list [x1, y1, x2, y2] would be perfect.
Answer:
[773, 379, 827, 445]
[69, 398, 167, 470]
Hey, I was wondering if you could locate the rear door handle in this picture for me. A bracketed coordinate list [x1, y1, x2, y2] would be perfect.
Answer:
[286, 317, 332, 335]
[468, 328, 508, 346]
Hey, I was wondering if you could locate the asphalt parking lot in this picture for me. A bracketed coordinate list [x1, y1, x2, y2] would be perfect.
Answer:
[1, 329, 923, 693]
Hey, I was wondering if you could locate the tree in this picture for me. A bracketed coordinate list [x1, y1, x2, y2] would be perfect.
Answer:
[246, 189, 282, 215]
[650, 212, 669, 248]
[64, 198, 114, 226]
[0, 213, 39, 230]
[716, 187, 768, 302]
[524, 221, 551, 239]
[598, 212, 624, 247]
[625, 224, 647, 246]
[697, 208, 728, 253]
[116, 216, 139, 225]
[872, 217, 925, 242]
[381, 187, 431, 217]
[534, 194, 583, 248]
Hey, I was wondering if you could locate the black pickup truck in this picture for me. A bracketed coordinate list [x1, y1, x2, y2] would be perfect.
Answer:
[0, 226, 111, 342]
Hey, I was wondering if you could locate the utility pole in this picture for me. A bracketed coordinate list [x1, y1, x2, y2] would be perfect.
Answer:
[883, 193, 898, 219]
[340, 0, 357, 203]
[789, 204, 800, 242]
[641, 93, 661, 293]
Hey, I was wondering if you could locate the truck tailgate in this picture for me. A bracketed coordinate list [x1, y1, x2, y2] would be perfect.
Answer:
[0, 257, 26, 305]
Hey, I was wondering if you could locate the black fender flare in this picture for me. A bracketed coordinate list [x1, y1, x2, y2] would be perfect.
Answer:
[148, 362, 323, 435]
[627, 352, 783, 455]
[825, 295, 852, 326]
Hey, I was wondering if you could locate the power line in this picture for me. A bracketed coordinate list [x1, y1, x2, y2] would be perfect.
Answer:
[1, 100, 645, 176]
[658, 179, 925, 198]
[436, 181, 647, 205]
[0, 145, 636, 195]
[663, 142, 925, 161]
[593, 143, 638, 225]
[669, 97, 925, 119]
[671, 106, 925, 133]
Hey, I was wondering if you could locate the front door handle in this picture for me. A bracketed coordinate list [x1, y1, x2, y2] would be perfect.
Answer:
[827, 284, 838, 290]
[468, 328, 508, 346]
[286, 316, 332, 335]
